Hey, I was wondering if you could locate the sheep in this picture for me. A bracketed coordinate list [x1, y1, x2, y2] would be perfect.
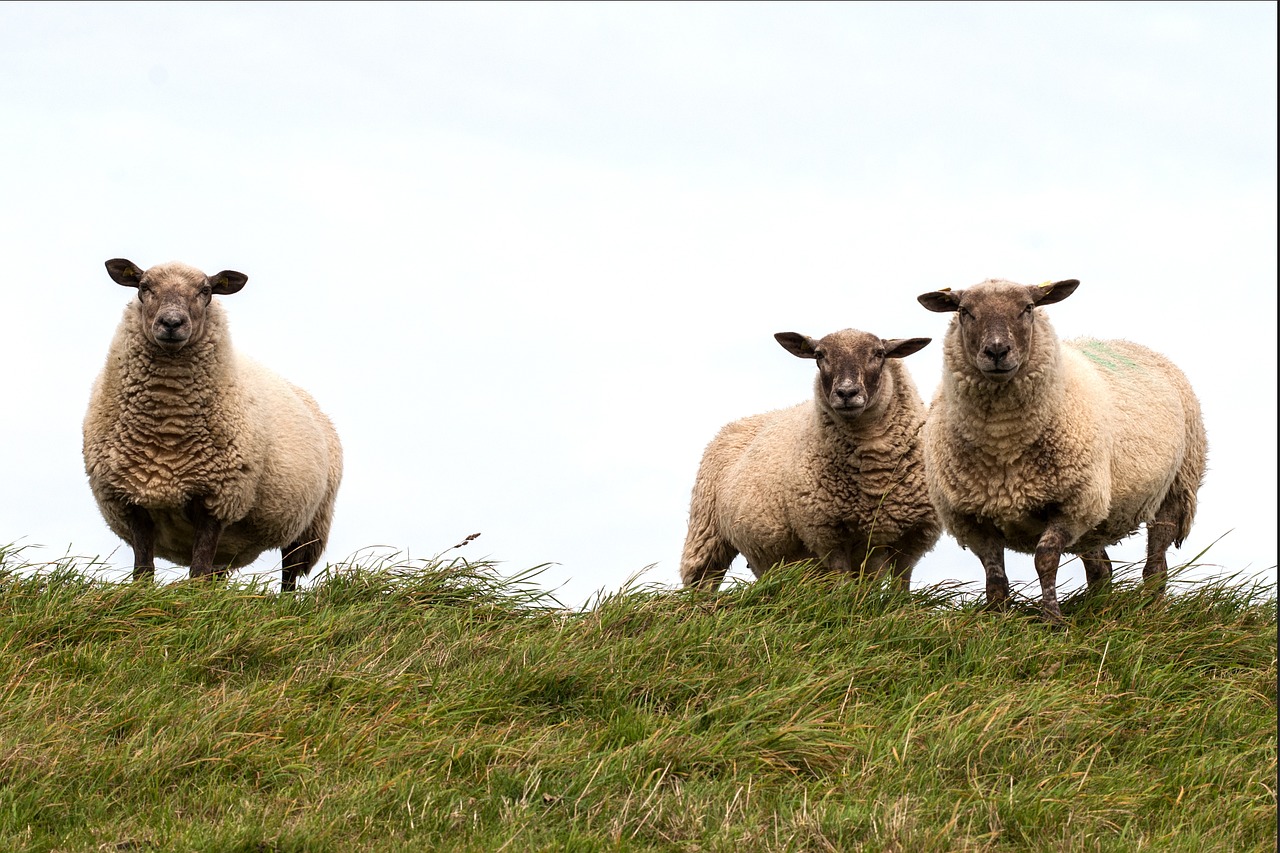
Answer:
[916, 278, 1206, 624]
[679, 328, 941, 591]
[83, 259, 343, 592]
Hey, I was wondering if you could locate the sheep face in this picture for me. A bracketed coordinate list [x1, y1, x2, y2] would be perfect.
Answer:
[917, 279, 1079, 383]
[105, 259, 248, 353]
[775, 329, 930, 421]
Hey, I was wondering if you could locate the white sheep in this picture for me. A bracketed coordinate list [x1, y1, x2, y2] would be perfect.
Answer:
[917, 278, 1207, 623]
[679, 328, 941, 590]
[83, 259, 343, 591]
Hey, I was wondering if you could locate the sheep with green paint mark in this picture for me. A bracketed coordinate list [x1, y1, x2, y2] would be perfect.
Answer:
[917, 278, 1206, 624]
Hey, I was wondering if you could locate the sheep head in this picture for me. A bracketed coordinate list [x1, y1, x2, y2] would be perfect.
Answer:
[775, 329, 930, 421]
[105, 259, 247, 352]
[917, 279, 1078, 383]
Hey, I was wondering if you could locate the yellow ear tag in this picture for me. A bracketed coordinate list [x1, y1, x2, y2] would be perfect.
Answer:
[1038, 281, 1054, 289]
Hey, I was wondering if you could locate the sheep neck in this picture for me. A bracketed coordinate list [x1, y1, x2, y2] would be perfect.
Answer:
[105, 301, 240, 446]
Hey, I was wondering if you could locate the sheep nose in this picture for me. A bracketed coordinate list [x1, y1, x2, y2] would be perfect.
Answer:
[834, 383, 864, 404]
[158, 314, 185, 333]
[983, 341, 1010, 363]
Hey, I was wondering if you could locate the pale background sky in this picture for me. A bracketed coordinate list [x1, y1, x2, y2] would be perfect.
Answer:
[2, 1, 1275, 607]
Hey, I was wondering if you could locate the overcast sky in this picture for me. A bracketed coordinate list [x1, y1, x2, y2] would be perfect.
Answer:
[2, 1, 1275, 607]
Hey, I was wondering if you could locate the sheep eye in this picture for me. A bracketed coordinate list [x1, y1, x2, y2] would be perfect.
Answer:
[959, 307, 973, 320]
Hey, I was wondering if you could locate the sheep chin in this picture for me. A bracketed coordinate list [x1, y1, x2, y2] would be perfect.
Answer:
[977, 365, 1019, 384]
[150, 332, 190, 352]
[829, 403, 867, 421]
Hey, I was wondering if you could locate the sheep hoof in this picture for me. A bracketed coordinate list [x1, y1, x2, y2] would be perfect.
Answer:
[984, 585, 1011, 611]
[1041, 603, 1066, 628]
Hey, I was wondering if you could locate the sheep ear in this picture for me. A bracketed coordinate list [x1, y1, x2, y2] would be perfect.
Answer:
[883, 337, 931, 359]
[1032, 279, 1079, 306]
[917, 289, 961, 313]
[775, 332, 818, 359]
[105, 259, 145, 288]
[210, 271, 248, 295]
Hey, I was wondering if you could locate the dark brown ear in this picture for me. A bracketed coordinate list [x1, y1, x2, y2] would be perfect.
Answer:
[775, 332, 818, 359]
[883, 337, 931, 359]
[105, 259, 144, 287]
[209, 271, 248, 295]
[917, 289, 961, 313]
[1031, 279, 1079, 306]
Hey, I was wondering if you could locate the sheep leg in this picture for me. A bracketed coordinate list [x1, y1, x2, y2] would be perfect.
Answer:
[1143, 507, 1179, 595]
[825, 547, 856, 576]
[1081, 548, 1113, 591]
[187, 500, 225, 580]
[884, 548, 921, 592]
[860, 547, 904, 589]
[1033, 524, 1070, 626]
[680, 542, 739, 590]
[679, 531, 739, 591]
[281, 537, 322, 593]
[127, 505, 156, 582]
[971, 538, 1010, 610]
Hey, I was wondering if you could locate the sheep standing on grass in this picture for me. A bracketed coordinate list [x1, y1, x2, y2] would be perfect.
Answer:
[680, 329, 941, 591]
[83, 259, 343, 591]
[917, 279, 1206, 624]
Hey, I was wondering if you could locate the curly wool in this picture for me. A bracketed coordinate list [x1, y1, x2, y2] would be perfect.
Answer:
[83, 299, 342, 569]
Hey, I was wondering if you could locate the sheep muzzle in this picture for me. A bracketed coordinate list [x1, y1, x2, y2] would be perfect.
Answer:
[149, 308, 193, 349]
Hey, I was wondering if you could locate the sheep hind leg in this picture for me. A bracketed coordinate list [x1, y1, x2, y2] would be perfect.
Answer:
[281, 536, 325, 593]
[1081, 548, 1113, 592]
[127, 505, 156, 582]
[679, 536, 738, 592]
[1142, 501, 1181, 596]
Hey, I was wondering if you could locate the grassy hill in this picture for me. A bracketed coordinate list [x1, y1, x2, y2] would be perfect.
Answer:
[0, 547, 1274, 852]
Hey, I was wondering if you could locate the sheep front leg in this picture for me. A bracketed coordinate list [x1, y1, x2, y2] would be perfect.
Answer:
[859, 547, 906, 589]
[969, 535, 1010, 610]
[824, 547, 855, 576]
[1034, 523, 1071, 626]
[187, 500, 225, 580]
[127, 505, 156, 582]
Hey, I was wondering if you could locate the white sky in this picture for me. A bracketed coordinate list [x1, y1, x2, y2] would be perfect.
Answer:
[2, 1, 1275, 607]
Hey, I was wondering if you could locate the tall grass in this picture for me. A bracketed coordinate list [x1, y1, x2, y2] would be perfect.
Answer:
[0, 546, 1274, 851]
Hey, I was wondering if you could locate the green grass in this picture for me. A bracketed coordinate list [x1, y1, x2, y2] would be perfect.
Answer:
[0, 546, 1274, 852]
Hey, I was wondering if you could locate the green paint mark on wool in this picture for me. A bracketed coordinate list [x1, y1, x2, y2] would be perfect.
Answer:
[1078, 339, 1140, 372]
